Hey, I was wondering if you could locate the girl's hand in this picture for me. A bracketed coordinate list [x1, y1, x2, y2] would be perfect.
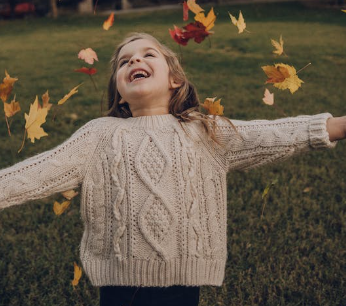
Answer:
[326, 116, 346, 141]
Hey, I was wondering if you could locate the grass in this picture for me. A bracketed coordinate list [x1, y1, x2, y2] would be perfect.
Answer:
[0, 2, 346, 305]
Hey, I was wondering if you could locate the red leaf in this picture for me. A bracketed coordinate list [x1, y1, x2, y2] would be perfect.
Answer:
[74, 67, 97, 75]
[169, 25, 189, 46]
[183, 21, 210, 44]
[183, 1, 189, 21]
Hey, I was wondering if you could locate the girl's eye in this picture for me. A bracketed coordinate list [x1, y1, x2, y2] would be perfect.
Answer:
[145, 53, 155, 57]
[119, 60, 128, 67]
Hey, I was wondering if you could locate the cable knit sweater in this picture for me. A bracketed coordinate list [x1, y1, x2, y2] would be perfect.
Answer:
[0, 113, 337, 287]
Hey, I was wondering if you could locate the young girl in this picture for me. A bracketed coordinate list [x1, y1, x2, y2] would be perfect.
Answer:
[0, 32, 345, 306]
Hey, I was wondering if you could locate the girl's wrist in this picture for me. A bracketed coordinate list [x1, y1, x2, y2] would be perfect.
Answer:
[326, 116, 346, 142]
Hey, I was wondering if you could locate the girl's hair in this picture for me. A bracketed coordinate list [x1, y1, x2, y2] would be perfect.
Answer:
[107, 32, 234, 147]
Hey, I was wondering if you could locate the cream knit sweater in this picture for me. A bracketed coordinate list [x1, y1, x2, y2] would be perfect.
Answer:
[0, 113, 336, 287]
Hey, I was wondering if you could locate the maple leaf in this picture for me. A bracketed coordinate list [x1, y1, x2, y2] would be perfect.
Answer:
[194, 7, 216, 31]
[169, 25, 190, 46]
[24, 96, 48, 143]
[187, 0, 204, 15]
[271, 35, 284, 56]
[228, 10, 247, 34]
[71, 262, 82, 287]
[74, 67, 97, 75]
[103, 13, 114, 30]
[4, 97, 21, 117]
[342, 9, 346, 13]
[78, 48, 99, 65]
[262, 63, 303, 94]
[37, 90, 53, 110]
[184, 21, 211, 43]
[53, 200, 71, 216]
[200, 97, 224, 115]
[57, 84, 82, 105]
[0, 70, 18, 103]
[183, 1, 189, 21]
[62, 189, 79, 200]
[262, 88, 274, 105]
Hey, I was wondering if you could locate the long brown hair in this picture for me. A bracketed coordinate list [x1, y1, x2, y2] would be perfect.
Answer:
[107, 32, 234, 147]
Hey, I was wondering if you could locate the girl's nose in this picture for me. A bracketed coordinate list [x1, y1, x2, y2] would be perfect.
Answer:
[129, 57, 141, 65]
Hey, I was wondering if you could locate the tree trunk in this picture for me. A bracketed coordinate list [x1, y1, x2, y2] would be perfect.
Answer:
[50, 0, 58, 18]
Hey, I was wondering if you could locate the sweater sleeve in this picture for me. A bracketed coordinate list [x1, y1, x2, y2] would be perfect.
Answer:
[210, 113, 337, 172]
[0, 119, 100, 210]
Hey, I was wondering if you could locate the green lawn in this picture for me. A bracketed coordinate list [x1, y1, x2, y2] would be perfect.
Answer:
[0, 2, 346, 305]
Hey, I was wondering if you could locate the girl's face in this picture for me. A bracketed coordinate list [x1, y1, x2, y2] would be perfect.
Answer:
[116, 39, 180, 115]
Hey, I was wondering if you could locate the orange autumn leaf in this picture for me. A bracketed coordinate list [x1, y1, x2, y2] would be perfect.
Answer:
[0, 70, 18, 103]
[71, 262, 82, 287]
[262, 88, 274, 105]
[103, 13, 114, 30]
[57, 84, 82, 105]
[194, 7, 216, 31]
[183, 1, 189, 21]
[200, 97, 224, 115]
[271, 35, 284, 56]
[187, 0, 204, 15]
[229, 10, 247, 34]
[38, 90, 53, 110]
[62, 189, 79, 200]
[4, 97, 21, 117]
[53, 200, 71, 216]
[24, 96, 48, 143]
[262, 63, 303, 94]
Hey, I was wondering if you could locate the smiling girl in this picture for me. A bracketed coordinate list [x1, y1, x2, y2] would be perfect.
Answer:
[0, 32, 345, 306]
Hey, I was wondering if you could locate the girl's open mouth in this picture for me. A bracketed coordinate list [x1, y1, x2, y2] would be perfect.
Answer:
[129, 69, 151, 82]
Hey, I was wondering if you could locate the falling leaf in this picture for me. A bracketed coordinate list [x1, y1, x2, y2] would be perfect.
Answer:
[228, 10, 246, 34]
[0, 70, 18, 103]
[38, 90, 53, 110]
[74, 67, 97, 75]
[62, 189, 79, 200]
[57, 84, 82, 105]
[342, 9, 346, 13]
[53, 200, 71, 216]
[169, 21, 211, 46]
[200, 97, 224, 115]
[103, 13, 114, 30]
[194, 7, 216, 31]
[71, 262, 82, 287]
[78, 48, 99, 65]
[262, 63, 303, 94]
[187, 0, 204, 15]
[169, 25, 190, 46]
[271, 35, 284, 56]
[24, 96, 48, 143]
[262, 88, 274, 105]
[183, 1, 189, 21]
[4, 97, 21, 117]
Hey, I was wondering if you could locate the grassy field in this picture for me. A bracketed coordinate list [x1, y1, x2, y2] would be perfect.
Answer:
[0, 1, 346, 305]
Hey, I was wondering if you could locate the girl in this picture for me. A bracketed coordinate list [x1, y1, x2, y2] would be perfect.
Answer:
[0, 32, 345, 306]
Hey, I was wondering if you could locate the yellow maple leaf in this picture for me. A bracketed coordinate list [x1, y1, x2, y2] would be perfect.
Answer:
[200, 97, 224, 115]
[71, 262, 82, 287]
[24, 96, 48, 143]
[57, 84, 82, 105]
[262, 88, 274, 105]
[271, 35, 284, 56]
[342, 9, 346, 13]
[62, 190, 79, 200]
[53, 200, 71, 216]
[261, 63, 303, 94]
[4, 97, 21, 117]
[187, 0, 204, 15]
[194, 7, 216, 31]
[0, 70, 18, 103]
[228, 10, 246, 34]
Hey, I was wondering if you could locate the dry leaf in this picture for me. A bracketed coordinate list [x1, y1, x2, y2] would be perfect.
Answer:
[71, 262, 82, 287]
[262, 88, 274, 105]
[103, 13, 114, 30]
[74, 67, 97, 75]
[342, 9, 346, 13]
[53, 200, 71, 216]
[0, 70, 18, 103]
[24, 96, 48, 143]
[261, 63, 303, 94]
[183, 1, 189, 21]
[39, 90, 53, 110]
[271, 35, 284, 56]
[4, 97, 21, 117]
[78, 48, 99, 65]
[228, 10, 246, 34]
[187, 0, 204, 15]
[57, 84, 82, 105]
[62, 190, 79, 200]
[200, 97, 224, 115]
[194, 7, 216, 31]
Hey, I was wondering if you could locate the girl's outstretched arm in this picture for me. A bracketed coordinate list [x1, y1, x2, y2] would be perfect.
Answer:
[326, 116, 346, 142]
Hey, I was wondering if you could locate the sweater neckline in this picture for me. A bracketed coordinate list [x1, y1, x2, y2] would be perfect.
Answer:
[125, 114, 178, 128]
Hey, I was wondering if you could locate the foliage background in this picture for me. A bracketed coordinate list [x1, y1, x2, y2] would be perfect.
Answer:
[0, 2, 345, 305]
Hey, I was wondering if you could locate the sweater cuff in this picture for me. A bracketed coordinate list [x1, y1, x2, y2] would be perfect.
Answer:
[309, 113, 337, 149]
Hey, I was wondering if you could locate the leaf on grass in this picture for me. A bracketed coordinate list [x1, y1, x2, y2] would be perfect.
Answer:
[53, 200, 71, 216]
[71, 262, 82, 287]
[228, 10, 246, 34]
[200, 97, 224, 115]
[0, 70, 18, 103]
[78, 48, 99, 65]
[103, 13, 114, 30]
[194, 7, 216, 31]
[24, 96, 48, 143]
[4, 97, 21, 117]
[74, 67, 97, 75]
[183, 1, 189, 21]
[57, 84, 82, 105]
[262, 88, 274, 105]
[62, 189, 79, 200]
[187, 0, 204, 15]
[271, 35, 284, 56]
[261, 63, 303, 94]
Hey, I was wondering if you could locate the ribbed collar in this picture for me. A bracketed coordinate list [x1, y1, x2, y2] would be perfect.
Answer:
[124, 114, 178, 128]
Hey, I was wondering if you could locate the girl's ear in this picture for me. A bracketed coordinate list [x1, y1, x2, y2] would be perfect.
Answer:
[169, 77, 182, 89]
